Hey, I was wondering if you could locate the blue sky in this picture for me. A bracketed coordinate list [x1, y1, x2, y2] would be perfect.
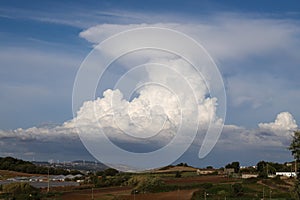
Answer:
[0, 0, 300, 168]
[0, 0, 299, 129]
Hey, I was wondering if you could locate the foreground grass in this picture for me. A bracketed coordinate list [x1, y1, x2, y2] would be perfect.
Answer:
[191, 177, 294, 200]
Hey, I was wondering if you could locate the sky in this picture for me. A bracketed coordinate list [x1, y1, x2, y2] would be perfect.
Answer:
[0, 0, 300, 169]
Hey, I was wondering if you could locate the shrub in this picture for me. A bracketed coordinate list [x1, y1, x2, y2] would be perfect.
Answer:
[130, 176, 164, 193]
[202, 182, 213, 189]
[3, 182, 38, 194]
[104, 168, 119, 176]
[175, 171, 182, 178]
[232, 183, 243, 196]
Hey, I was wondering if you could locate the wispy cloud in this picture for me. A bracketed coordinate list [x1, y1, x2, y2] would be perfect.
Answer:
[0, 5, 146, 28]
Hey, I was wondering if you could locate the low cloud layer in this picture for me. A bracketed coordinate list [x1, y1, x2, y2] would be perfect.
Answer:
[0, 105, 297, 167]
[222, 112, 297, 148]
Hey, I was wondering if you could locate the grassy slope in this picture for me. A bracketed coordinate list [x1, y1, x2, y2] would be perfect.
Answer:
[0, 170, 43, 180]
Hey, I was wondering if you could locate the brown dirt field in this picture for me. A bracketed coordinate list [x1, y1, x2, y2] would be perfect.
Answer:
[61, 186, 132, 200]
[164, 175, 235, 184]
[0, 170, 43, 179]
[60, 176, 231, 200]
[61, 187, 197, 200]
[121, 189, 197, 200]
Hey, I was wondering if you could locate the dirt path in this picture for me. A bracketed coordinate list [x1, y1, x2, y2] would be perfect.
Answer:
[257, 180, 277, 190]
[257, 180, 291, 192]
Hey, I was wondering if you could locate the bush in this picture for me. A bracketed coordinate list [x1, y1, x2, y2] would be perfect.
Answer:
[104, 168, 119, 176]
[258, 171, 268, 179]
[191, 188, 205, 200]
[202, 182, 213, 189]
[232, 183, 243, 196]
[130, 176, 164, 193]
[3, 182, 38, 194]
[2, 182, 40, 200]
[175, 171, 182, 178]
[242, 177, 259, 184]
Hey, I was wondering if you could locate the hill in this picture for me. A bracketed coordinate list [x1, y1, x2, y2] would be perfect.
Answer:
[0, 157, 70, 175]
[154, 165, 197, 173]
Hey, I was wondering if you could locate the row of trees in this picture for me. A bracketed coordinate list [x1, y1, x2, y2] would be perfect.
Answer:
[225, 160, 292, 176]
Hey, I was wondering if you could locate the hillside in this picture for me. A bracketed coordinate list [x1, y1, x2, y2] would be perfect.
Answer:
[154, 165, 197, 173]
[0, 170, 43, 180]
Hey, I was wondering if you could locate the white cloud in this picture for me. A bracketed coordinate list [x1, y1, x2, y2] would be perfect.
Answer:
[78, 20, 300, 127]
[0, 126, 78, 141]
[66, 56, 220, 142]
[220, 112, 298, 148]
[259, 112, 298, 134]
[79, 18, 300, 62]
[0, 111, 297, 163]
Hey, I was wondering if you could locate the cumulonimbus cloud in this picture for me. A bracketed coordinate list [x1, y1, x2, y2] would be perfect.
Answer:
[1, 18, 299, 164]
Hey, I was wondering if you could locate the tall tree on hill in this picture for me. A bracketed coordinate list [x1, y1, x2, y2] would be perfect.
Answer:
[289, 130, 300, 199]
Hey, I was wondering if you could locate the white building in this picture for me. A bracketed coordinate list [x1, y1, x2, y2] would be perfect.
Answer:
[276, 172, 297, 177]
[242, 174, 258, 179]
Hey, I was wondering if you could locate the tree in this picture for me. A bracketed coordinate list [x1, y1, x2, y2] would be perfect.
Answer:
[289, 130, 300, 199]
[257, 161, 266, 173]
[175, 171, 182, 178]
[104, 168, 119, 176]
[176, 163, 188, 167]
[289, 131, 300, 162]
[257, 161, 268, 178]
[225, 161, 240, 173]
[240, 166, 256, 174]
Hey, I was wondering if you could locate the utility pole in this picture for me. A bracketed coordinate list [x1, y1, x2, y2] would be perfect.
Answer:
[295, 159, 297, 178]
[134, 190, 136, 200]
[92, 187, 94, 200]
[263, 187, 265, 200]
[47, 167, 50, 193]
[204, 191, 207, 200]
